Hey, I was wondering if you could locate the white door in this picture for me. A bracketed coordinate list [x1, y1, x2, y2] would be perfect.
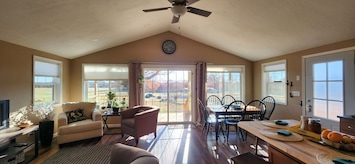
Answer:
[304, 50, 354, 131]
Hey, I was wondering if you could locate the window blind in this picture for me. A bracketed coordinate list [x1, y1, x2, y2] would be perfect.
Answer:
[83, 64, 128, 80]
[34, 61, 59, 77]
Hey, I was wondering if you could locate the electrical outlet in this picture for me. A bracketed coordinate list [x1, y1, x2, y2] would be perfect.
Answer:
[290, 91, 300, 96]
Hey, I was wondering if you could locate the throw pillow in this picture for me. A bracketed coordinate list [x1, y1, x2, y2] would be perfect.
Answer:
[66, 109, 86, 124]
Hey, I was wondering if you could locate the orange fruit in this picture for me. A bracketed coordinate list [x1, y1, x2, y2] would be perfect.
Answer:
[327, 132, 343, 142]
[321, 129, 332, 139]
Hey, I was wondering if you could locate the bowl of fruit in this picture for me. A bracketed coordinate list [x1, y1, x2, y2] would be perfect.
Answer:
[321, 129, 355, 151]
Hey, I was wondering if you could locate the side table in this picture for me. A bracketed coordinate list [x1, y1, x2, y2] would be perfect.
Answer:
[102, 111, 121, 129]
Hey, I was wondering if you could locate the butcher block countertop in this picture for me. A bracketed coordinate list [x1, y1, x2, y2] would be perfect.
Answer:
[238, 120, 355, 164]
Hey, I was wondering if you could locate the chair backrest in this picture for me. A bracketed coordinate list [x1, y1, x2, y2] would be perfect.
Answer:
[244, 100, 266, 121]
[198, 98, 208, 125]
[225, 100, 246, 120]
[206, 95, 222, 107]
[261, 96, 276, 120]
[221, 95, 236, 106]
[226, 100, 246, 111]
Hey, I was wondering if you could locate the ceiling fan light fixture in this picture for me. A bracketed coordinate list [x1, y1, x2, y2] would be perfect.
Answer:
[171, 5, 187, 17]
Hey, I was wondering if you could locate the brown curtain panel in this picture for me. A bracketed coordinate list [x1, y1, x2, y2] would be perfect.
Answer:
[128, 62, 142, 107]
[196, 62, 207, 125]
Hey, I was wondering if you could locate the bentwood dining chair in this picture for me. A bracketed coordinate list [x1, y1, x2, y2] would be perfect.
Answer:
[224, 100, 246, 142]
[261, 96, 276, 120]
[242, 100, 267, 157]
[206, 95, 223, 108]
[242, 100, 266, 121]
[221, 95, 236, 107]
[198, 98, 224, 138]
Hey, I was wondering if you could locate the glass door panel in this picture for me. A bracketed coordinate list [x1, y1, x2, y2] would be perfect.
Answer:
[142, 65, 194, 124]
[304, 50, 354, 130]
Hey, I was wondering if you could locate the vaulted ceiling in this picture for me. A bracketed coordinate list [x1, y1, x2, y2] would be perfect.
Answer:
[0, 0, 354, 61]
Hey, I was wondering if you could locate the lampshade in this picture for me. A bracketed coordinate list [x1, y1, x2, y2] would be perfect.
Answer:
[171, 5, 187, 16]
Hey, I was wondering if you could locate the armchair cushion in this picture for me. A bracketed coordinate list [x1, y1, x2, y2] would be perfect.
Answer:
[58, 119, 102, 135]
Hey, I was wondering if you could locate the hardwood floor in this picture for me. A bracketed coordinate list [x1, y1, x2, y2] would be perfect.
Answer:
[30, 124, 268, 164]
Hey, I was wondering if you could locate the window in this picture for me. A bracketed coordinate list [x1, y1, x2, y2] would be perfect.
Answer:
[83, 64, 129, 107]
[262, 60, 287, 104]
[206, 65, 244, 100]
[33, 56, 62, 105]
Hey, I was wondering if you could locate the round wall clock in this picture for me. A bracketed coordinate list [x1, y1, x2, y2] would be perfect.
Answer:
[162, 40, 176, 55]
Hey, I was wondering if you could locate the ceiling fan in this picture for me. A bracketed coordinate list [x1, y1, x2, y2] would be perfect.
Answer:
[143, 0, 212, 23]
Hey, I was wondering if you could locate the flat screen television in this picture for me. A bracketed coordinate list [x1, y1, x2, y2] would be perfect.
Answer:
[0, 100, 10, 130]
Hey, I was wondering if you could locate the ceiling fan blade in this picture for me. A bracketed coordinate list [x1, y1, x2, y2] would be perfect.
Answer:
[172, 16, 180, 23]
[186, 0, 199, 5]
[169, 0, 185, 4]
[187, 7, 211, 17]
[143, 7, 170, 12]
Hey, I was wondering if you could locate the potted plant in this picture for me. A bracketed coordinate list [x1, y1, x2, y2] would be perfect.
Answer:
[112, 97, 127, 113]
[138, 75, 144, 84]
[106, 91, 116, 108]
[29, 102, 55, 147]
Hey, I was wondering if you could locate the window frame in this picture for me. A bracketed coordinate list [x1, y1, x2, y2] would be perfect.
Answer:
[206, 65, 245, 101]
[82, 64, 129, 107]
[261, 60, 287, 105]
[33, 56, 62, 105]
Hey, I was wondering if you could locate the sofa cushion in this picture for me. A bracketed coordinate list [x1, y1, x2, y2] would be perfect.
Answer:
[58, 119, 102, 135]
[62, 102, 96, 119]
[66, 109, 86, 123]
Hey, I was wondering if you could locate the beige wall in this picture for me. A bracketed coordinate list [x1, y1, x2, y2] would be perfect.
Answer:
[70, 32, 253, 102]
[0, 40, 70, 131]
[253, 39, 355, 120]
[1, 31, 354, 131]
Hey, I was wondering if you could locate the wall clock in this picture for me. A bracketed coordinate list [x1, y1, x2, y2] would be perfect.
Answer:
[162, 40, 176, 55]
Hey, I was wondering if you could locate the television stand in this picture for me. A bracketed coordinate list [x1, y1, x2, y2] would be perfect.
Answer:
[0, 127, 21, 134]
[0, 125, 39, 163]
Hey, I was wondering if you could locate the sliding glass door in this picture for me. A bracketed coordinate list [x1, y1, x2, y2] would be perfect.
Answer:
[142, 65, 195, 124]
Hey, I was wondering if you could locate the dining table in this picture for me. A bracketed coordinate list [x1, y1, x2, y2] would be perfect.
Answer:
[208, 105, 261, 140]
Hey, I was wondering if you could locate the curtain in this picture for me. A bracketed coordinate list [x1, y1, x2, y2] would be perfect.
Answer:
[128, 62, 142, 107]
[196, 62, 207, 125]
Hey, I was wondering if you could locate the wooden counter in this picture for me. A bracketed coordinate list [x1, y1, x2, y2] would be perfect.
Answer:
[238, 120, 355, 164]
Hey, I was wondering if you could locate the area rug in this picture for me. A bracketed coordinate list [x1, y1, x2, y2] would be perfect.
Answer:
[43, 145, 113, 164]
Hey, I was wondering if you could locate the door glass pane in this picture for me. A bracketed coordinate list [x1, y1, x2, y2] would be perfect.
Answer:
[314, 99, 327, 118]
[328, 61, 342, 80]
[144, 71, 168, 122]
[328, 101, 343, 121]
[313, 63, 326, 81]
[328, 82, 343, 101]
[143, 69, 192, 123]
[313, 82, 326, 99]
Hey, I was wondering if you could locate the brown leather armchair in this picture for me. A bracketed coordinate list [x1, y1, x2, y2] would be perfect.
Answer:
[121, 105, 160, 145]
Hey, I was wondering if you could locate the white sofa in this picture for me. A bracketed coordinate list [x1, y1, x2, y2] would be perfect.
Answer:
[57, 102, 103, 146]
